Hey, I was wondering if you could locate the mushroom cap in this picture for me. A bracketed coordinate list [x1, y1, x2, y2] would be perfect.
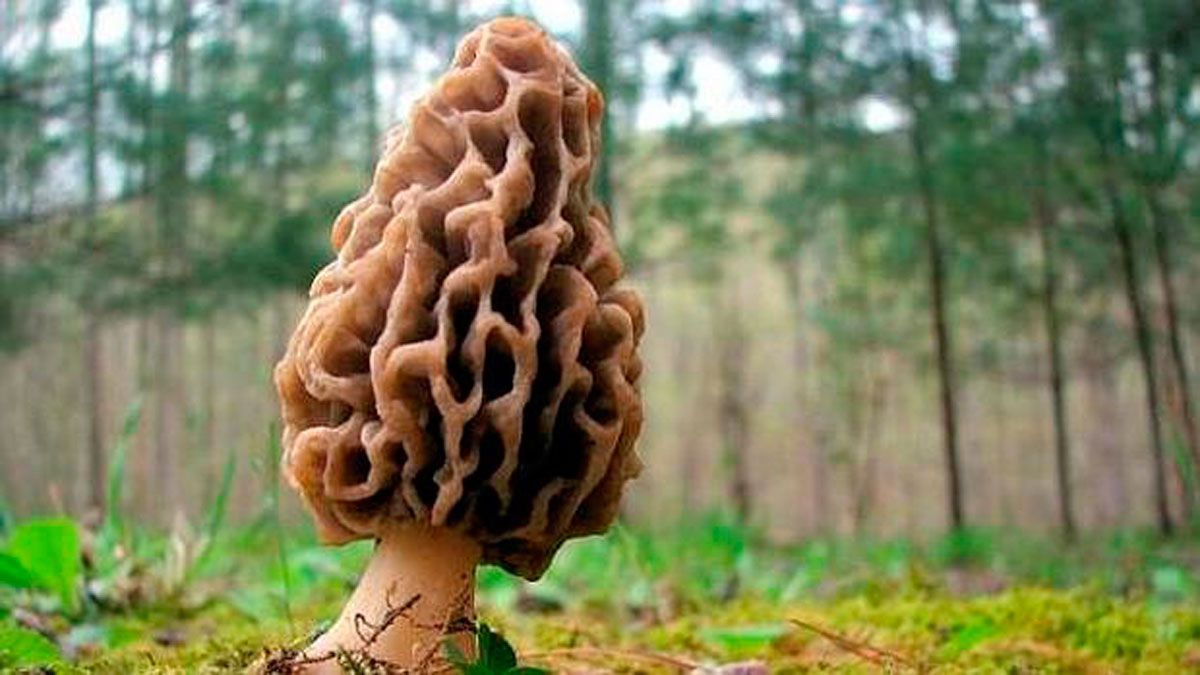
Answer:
[274, 17, 644, 580]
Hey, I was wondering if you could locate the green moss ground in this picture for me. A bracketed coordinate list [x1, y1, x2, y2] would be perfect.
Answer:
[64, 586, 1200, 673]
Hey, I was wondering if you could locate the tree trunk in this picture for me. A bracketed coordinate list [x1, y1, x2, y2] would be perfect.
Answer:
[128, 0, 158, 521]
[782, 256, 828, 534]
[904, 53, 964, 531]
[583, 0, 615, 218]
[674, 302, 700, 515]
[152, 0, 192, 522]
[82, 0, 106, 517]
[1147, 191, 1199, 516]
[153, 315, 184, 520]
[202, 319, 218, 487]
[851, 360, 887, 535]
[1142, 45, 1199, 508]
[270, 0, 295, 363]
[83, 321, 105, 515]
[715, 285, 751, 524]
[1059, 3, 1174, 535]
[1032, 133, 1076, 540]
[1086, 359, 1129, 527]
[1102, 164, 1173, 535]
[1141, 46, 1199, 521]
[362, 0, 379, 175]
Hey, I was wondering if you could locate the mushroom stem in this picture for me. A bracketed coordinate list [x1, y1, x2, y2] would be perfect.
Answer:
[303, 522, 480, 671]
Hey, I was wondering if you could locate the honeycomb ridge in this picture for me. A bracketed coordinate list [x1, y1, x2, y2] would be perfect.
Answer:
[275, 17, 644, 579]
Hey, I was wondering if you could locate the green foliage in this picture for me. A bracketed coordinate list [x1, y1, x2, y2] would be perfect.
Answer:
[937, 617, 999, 659]
[3, 519, 82, 615]
[701, 623, 789, 654]
[0, 623, 63, 669]
[933, 527, 999, 567]
[444, 623, 549, 675]
[100, 397, 143, 547]
[0, 553, 36, 590]
[0, 508, 1193, 671]
[189, 449, 238, 580]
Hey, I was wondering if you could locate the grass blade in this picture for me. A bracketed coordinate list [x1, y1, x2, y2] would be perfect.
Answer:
[187, 447, 238, 580]
[103, 397, 144, 542]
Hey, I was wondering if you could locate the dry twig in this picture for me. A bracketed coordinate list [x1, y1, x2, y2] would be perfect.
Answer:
[790, 618, 925, 672]
[524, 646, 704, 671]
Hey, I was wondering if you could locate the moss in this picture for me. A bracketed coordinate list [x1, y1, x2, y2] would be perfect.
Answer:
[67, 585, 1199, 673]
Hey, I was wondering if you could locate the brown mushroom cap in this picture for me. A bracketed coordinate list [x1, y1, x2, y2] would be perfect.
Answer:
[275, 17, 644, 580]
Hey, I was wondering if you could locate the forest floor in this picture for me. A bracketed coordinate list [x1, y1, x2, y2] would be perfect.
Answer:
[2, 517, 1199, 673]
[73, 585, 1200, 673]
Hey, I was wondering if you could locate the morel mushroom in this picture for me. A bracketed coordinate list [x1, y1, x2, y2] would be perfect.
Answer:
[274, 16, 644, 668]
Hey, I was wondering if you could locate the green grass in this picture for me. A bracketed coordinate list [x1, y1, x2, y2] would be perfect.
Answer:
[1, 511, 1198, 672]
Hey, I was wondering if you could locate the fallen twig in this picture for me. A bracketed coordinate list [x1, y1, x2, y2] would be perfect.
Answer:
[790, 618, 924, 672]
[524, 646, 704, 671]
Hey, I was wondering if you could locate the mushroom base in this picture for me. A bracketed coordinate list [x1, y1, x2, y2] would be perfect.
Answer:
[301, 522, 480, 672]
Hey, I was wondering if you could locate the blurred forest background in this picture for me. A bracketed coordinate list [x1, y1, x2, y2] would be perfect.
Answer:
[3, 0, 1200, 544]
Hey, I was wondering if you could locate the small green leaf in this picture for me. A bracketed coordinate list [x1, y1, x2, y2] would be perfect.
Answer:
[0, 552, 35, 589]
[702, 623, 790, 652]
[8, 518, 82, 613]
[477, 623, 517, 671]
[0, 624, 62, 668]
[444, 624, 531, 674]
[939, 619, 999, 659]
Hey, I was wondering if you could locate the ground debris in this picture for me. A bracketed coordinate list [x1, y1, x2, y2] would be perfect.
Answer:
[68, 585, 1200, 673]
[151, 627, 188, 647]
[524, 646, 703, 672]
[791, 618, 926, 672]
[689, 660, 768, 674]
